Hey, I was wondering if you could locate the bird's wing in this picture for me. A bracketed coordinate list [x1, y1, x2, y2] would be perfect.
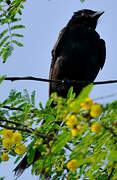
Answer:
[49, 27, 69, 96]
[98, 39, 106, 69]
[51, 27, 69, 67]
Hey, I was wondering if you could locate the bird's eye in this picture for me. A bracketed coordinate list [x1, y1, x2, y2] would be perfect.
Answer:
[81, 12, 86, 16]
[81, 12, 88, 17]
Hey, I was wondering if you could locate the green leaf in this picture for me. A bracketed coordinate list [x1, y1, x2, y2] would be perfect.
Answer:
[0, 29, 8, 39]
[51, 130, 71, 155]
[0, 36, 9, 48]
[10, 18, 22, 23]
[11, 24, 25, 30]
[18, 9, 22, 15]
[77, 83, 93, 100]
[67, 87, 73, 100]
[20, 4, 24, 9]
[12, 40, 23, 47]
[32, 159, 43, 175]
[31, 90, 36, 105]
[0, 75, 6, 84]
[39, 102, 43, 109]
[11, 33, 24, 38]
[23, 89, 31, 103]
[4, 41, 10, 47]
[95, 172, 108, 180]
[0, 47, 6, 56]
[7, 6, 17, 18]
[46, 96, 54, 108]
[2, 46, 14, 63]
[0, 18, 8, 25]
[27, 141, 36, 165]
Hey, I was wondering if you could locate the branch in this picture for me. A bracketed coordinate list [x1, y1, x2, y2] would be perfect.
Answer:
[0, 105, 37, 114]
[94, 80, 117, 85]
[0, 124, 32, 133]
[0, 118, 57, 140]
[1, 105, 23, 111]
[4, 76, 117, 85]
[5, 76, 61, 83]
[108, 167, 114, 180]
[0, 117, 27, 128]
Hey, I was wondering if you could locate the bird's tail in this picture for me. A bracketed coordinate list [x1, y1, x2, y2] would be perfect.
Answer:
[13, 149, 41, 177]
[13, 155, 29, 177]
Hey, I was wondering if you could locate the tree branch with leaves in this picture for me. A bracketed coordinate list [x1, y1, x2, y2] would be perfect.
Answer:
[0, 0, 117, 180]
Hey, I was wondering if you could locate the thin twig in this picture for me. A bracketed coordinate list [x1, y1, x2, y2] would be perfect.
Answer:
[0, 117, 27, 128]
[4, 76, 117, 85]
[1, 105, 38, 114]
[108, 167, 114, 180]
[0, 124, 32, 133]
[94, 80, 117, 85]
[0, 124, 57, 140]
[1, 105, 23, 111]
[5, 76, 61, 83]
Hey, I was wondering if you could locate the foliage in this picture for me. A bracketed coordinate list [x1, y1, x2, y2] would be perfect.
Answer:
[0, 0, 25, 63]
[0, 85, 117, 179]
[0, 0, 116, 179]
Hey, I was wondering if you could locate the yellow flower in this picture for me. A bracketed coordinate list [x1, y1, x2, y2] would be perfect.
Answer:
[13, 132, 23, 144]
[66, 115, 78, 128]
[67, 159, 78, 170]
[2, 129, 13, 139]
[1, 153, 9, 161]
[80, 98, 93, 110]
[2, 138, 15, 150]
[14, 143, 26, 155]
[72, 128, 78, 137]
[90, 104, 103, 118]
[71, 125, 81, 137]
[91, 122, 102, 133]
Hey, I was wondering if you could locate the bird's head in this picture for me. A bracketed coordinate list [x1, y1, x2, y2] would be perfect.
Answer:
[68, 9, 104, 29]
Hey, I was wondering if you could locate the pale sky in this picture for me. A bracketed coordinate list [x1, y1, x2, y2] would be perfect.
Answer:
[0, 0, 117, 179]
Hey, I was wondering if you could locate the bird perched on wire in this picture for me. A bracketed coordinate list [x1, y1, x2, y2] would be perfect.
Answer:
[49, 9, 106, 98]
[14, 9, 106, 177]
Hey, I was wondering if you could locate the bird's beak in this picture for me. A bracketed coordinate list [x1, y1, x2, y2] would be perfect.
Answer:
[91, 11, 104, 19]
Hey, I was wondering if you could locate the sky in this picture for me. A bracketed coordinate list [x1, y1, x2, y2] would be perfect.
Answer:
[0, 0, 117, 179]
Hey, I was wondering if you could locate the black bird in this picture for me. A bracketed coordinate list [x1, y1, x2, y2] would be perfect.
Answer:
[14, 9, 106, 177]
[49, 9, 106, 98]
